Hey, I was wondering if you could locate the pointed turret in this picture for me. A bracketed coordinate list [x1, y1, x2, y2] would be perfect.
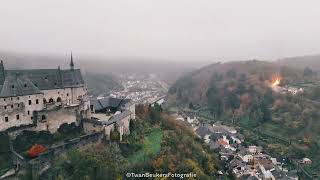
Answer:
[0, 60, 5, 85]
[70, 52, 74, 71]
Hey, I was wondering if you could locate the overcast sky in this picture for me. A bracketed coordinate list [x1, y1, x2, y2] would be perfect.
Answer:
[1, 0, 320, 61]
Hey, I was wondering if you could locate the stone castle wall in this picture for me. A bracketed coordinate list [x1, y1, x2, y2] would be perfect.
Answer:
[0, 87, 89, 133]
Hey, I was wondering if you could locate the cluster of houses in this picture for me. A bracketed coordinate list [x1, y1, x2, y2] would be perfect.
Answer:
[174, 111, 199, 127]
[271, 84, 304, 96]
[195, 123, 300, 179]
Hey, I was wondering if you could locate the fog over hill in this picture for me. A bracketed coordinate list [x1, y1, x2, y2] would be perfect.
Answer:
[0, 51, 211, 84]
[277, 54, 320, 71]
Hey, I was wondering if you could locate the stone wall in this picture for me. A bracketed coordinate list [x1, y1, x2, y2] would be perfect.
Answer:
[29, 132, 103, 179]
[0, 86, 89, 133]
[35, 106, 79, 133]
[0, 94, 44, 132]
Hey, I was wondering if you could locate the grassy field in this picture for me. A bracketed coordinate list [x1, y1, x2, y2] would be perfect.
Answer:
[128, 129, 163, 164]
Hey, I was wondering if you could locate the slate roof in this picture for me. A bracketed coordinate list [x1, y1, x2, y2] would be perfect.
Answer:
[0, 74, 42, 97]
[91, 97, 131, 111]
[108, 110, 132, 124]
[84, 110, 132, 126]
[0, 68, 84, 98]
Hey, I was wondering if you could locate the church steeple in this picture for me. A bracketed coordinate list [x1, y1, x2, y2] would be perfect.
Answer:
[70, 52, 74, 71]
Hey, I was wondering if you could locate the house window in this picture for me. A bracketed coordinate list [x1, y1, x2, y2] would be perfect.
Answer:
[41, 115, 46, 120]
[36, 99, 39, 104]
[17, 104, 20, 108]
[31, 116, 33, 120]
[29, 100, 32, 105]
[28, 110, 30, 115]
[67, 93, 69, 97]
[11, 97, 13, 100]
[17, 97, 20, 100]
[5, 117, 8, 122]
[11, 85, 14, 88]
[4, 106, 7, 110]
[24, 84, 27, 87]
[3, 98, 6, 101]
[16, 114, 20, 120]
[11, 105, 14, 108]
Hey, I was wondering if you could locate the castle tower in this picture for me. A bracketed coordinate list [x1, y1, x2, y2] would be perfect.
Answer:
[0, 60, 5, 85]
[70, 52, 74, 71]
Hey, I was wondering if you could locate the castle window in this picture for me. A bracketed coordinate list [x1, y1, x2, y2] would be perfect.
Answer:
[11, 105, 13, 108]
[28, 110, 30, 115]
[11, 97, 13, 101]
[49, 98, 54, 103]
[16, 114, 20, 120]
[4, 106, 7, 110]
[41, 115, 46, 120]
[3, 98, 6, 101]
[67, 93, 69, 97]
[57, 97, 62, 102]
[31, 116, 33, 120]
[5, 117, 8, 122]
[17, 97, 20, 100]
[24, 84, 27, 87]
[29, 100, 32, 105]
[43, 98, 47, 104]
[11, 85, 14, 88]
[17, 104, 20, 108]
[36, 99, 39, 104]
[54, 82, 57, 86]
[44, 76, 48, 80]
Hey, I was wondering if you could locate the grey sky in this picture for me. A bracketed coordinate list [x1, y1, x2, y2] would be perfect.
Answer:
[1, 0, 320, 61]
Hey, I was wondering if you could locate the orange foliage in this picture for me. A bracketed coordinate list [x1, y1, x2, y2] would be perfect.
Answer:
[240, 93, 252, 106]
[28, 144, 48, 158]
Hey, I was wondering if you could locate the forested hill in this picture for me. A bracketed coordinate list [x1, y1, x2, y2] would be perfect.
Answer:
[277, 54, 320, 71]
[168, 60, 320, 173]
[168, 60, 303, 106]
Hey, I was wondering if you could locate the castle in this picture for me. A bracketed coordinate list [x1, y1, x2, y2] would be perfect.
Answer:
[0, 55, 90, 133]
[0, 55, 135, 141]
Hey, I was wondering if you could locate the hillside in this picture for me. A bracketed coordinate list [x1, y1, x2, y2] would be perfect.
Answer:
[278, 54, 320, 71]
[168, 60, 320, 174]
[168, 60, 304, 105]
[42, 105, 219, 179]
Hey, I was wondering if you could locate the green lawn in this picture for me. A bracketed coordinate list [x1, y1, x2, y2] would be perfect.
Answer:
[128, 129, 163, 164]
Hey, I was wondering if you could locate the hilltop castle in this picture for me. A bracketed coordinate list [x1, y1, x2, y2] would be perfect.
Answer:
[0, 55, 91, 133]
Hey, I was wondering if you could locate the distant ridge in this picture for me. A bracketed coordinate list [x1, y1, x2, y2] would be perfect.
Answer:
[277, 54, 320, 71]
